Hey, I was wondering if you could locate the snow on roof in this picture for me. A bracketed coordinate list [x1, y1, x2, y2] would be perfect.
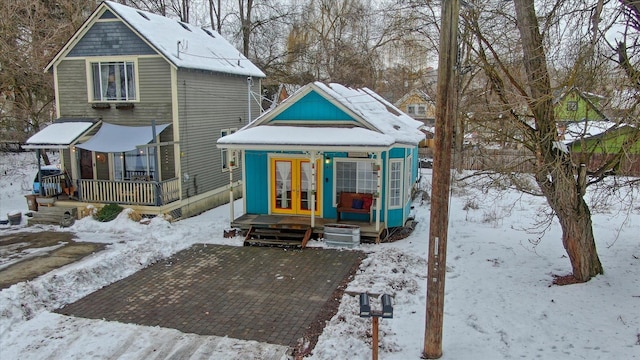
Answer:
[560, 120, 616, 144]
[103, 1, 265, 77]
[312, 82, 425, 144]
[219, 82, 425, 148]
[24, 121, 96, 148]
[217, 125, 395, 149]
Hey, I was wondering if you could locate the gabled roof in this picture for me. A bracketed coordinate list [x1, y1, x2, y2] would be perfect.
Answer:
[554, 86, 608, 121]
[269, 83, 303, 110]
[46, 1, 264, 78]
[394, 89, 434, 107]
[218, 82, 425, 150]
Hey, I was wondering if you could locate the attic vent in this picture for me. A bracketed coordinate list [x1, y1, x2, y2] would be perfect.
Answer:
[393, 125, 401, 130]
[202, 28, 216, 38]
[137, 11, 150, 20]
[178, 21, 192, 32]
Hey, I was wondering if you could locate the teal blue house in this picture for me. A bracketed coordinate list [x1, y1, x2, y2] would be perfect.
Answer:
[217, 82, 424, 240]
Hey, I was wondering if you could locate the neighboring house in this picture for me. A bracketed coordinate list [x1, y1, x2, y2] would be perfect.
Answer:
[394, 89, 436, 126]
[217, 82, 425, 242]
[554, 87, 607, 123]
[564, 123, 640, 176]
[23, 1, 265, 219]
[262, 83, 302, 111]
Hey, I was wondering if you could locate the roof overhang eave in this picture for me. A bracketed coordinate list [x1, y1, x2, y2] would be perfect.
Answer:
[216, 143, 392, 152]
[22, 144, 70, 150]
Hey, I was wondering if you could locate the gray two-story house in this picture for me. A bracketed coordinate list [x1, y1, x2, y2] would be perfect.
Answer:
[25, 1, 265, 219]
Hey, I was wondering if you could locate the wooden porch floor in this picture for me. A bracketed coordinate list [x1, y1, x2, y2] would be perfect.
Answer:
[231, 214, 387, 243]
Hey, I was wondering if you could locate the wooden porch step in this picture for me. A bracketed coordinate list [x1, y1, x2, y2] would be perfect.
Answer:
[28, 207, 78, 227]
[244, 225, 312, 249]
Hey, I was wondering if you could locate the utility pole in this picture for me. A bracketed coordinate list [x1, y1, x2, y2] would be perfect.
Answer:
[423, 0, 460, 358]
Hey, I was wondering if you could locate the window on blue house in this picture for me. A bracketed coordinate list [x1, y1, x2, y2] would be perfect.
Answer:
[335, 160, 376, 201]
[389, 160, 402, 208]
[405, 154, 413, 201]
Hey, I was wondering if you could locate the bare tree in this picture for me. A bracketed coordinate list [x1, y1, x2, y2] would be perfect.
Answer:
[454, 0, 640, 281]
[0, 0, 95, 148]
[461, 0, 640, 283]
[209, 0, 222, 33]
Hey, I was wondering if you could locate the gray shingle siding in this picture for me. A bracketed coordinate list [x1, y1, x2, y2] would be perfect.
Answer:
[177, 69, 260, 199]
[100, 10, 117, 19]
[67, 21, 155, 57]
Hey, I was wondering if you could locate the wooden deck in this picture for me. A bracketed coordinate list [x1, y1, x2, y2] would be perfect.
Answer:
[231, 214, 387, 243]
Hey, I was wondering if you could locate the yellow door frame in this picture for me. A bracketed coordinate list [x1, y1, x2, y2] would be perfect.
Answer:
[270, 157, 321, 216]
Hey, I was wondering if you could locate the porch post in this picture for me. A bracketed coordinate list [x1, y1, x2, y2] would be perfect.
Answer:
[310, 152, 317, 228]
[36, 149, 42, 195]
[229, 149, 235, 225]
[375, 152, 382, 232]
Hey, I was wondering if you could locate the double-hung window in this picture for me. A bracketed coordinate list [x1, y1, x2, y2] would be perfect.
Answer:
[389, 160, 403, 208]
[90, 61, 137, 101]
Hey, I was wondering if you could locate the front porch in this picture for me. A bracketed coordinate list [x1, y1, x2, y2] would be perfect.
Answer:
[231, 214, 387, 243]
[34, 175, 182, 222]
[40, 174, 180, 206]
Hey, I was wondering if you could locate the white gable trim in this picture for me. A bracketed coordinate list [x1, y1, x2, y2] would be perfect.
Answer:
[248, 83, 380, 134]
[45, 4, 178, 73]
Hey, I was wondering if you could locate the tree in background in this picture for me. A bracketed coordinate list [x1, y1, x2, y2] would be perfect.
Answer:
[0, 0, 95, 147]
[459, 0, 640, 282]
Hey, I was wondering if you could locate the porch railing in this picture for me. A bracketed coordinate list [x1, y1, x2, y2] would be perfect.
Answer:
[40, 174, 64, 197]
[78, 177, 180, 206]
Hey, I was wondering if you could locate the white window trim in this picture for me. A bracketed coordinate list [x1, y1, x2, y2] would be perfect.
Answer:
[388, 159, 403, 209]
[332, 158, 376, 205]
[85, 57, 140, 103]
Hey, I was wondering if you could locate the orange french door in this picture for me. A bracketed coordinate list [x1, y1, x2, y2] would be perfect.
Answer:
[271, 158, 321, 215]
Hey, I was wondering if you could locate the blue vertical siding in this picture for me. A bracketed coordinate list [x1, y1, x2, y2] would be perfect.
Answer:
[273, 91, 356, 122]
[244, 151, 269, 214]
[321, 154, 336, 219]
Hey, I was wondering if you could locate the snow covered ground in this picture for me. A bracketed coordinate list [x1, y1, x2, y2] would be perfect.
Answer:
[0, 151, 639, 359]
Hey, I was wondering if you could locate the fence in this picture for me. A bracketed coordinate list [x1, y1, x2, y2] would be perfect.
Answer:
[419, 148, 640, 177]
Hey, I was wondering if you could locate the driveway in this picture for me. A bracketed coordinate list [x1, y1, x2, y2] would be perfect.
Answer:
[0, 231, 105, 289]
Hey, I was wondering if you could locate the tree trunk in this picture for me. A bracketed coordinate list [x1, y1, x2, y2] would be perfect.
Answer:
[557, 202, 603, 282]
[535, 156, 603, 282]
[514, 0, 603, 282]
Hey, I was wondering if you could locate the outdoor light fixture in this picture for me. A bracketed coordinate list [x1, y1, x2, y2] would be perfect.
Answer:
[359, 293, 371, 317]
[381, 294, 393, 318]
[358, 293, 394, 360]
